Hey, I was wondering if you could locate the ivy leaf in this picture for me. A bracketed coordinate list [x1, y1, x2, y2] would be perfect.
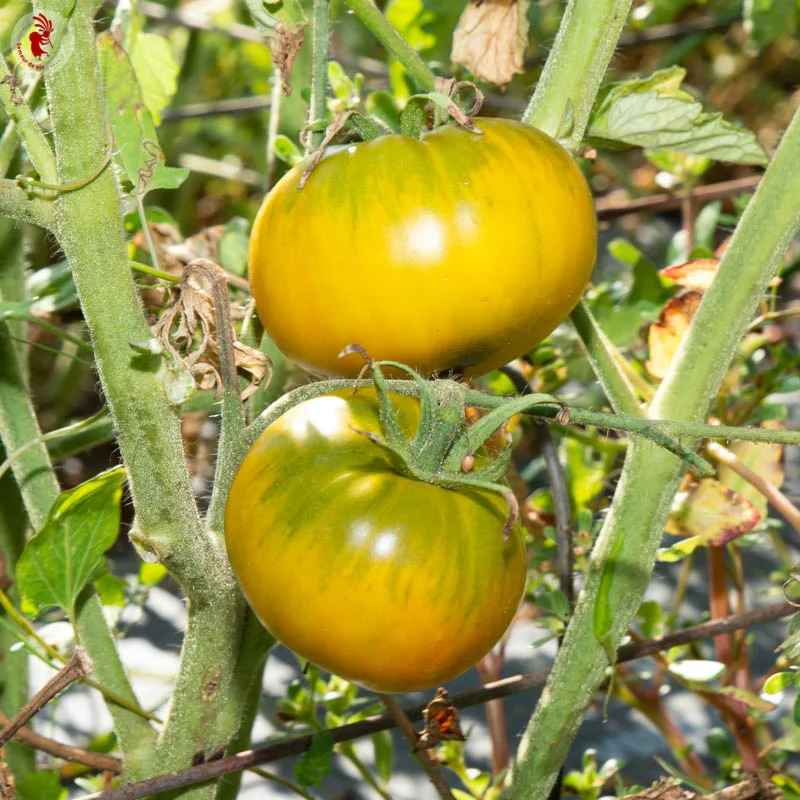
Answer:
[294, 732, 334, 787]
[97, 32, 189, 197]
[16, 467, 126, 619]
[587, 67, 768, 166]
[744, 0, 798, 52]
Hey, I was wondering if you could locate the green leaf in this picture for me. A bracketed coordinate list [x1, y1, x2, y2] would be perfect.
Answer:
[25, 262, 79, 315]
[372, 729, 394, 785]
[794, 692, 800, 727]
[94, 571, 126, 607]
[745, 0, 798, 51]
[127, 32, 179, 125]
[561, 437, 606, 511]
[764, 671, 795, 694]
[400, 96, 429, 138]
[16, 467, 126, 619]
[636, 600, 664, 640]
[97, 32, 188, 197]
[294, 732, 334, 787]
[273, 135, 304, 166]
[219, 217, 251, 277]
[588, 67, 768, 166]
[693, 201, 722, 251]
[138, 561, 168, 586]
[16, 772, 67, 800]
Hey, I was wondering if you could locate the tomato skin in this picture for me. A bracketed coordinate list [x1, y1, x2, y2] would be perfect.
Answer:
[224, 388, 527, 693]
[249, 118, 597, 378]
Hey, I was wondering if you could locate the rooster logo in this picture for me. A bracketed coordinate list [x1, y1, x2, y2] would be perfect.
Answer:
[28, 14, 54, 60]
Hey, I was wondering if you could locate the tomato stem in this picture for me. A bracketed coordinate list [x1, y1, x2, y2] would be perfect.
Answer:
[307, 0, 330, 151]
[521, 0, 634, 151]
[341, 0, 437, 93]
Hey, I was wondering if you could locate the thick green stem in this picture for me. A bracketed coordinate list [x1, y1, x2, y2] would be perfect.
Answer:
[41, 0, 214, 606]
[40, 0, 252, 784]
[215, 611, 274, 800]
[342, 0, 436, 92]
[308, 0, 330, 150]
[502, 103, 800, 800]
[522, 0, 633, 150]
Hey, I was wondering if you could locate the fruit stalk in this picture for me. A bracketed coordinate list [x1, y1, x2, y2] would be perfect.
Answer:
[342, 0, 436, 92]
[307, 0, 330, 150]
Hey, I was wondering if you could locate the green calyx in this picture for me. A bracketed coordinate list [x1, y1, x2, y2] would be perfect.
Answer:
[338, 346, 562, 539]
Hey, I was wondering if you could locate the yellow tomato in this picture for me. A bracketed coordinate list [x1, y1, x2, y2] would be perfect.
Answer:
[225, 388, 527, 692]
[248, 118, 597, 377]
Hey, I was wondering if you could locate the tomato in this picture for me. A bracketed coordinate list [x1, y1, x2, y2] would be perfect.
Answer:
[225, 388, 527, 693]
[248, 117, 597, 378]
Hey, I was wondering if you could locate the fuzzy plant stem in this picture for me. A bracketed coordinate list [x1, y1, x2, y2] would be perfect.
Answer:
[307, 0, 330, 150]
[502, 101, 800, 800]
[522, 0, 633, 149]
[342, 0, 436, 92]
[36, 0, 255, 789]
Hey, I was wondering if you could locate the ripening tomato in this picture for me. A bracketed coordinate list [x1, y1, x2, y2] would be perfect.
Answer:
[224, 388, 527, 693]
[249, 118, 596, 378]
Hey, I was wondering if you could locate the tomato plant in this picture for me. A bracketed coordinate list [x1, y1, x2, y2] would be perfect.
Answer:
[249, 118, 597, 378]
[225, 387, 527, 693]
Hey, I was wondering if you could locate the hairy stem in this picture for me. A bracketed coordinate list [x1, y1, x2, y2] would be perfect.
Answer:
[521, 0, 634, 150]
[40, 0, 252, 784]
[342, 0, 436, 92]
[308, 0, 330, 150]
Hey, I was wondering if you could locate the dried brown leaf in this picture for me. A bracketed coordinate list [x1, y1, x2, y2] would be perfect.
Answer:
[646, 290, 703, 379]
[659, 259, 720, 291]
[451, 0, 530, 88]
[151, 261, 270, 400]
[273, 23, 306, 97]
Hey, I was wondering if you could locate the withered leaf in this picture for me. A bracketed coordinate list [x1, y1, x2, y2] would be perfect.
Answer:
[717, 420, 785, 519]
[152, 260, 269, 402]
[416, 687, 465, 750]
[451, 0, 530, 88]
[646, 290, 703, 379]
[664, 478, 761, 546]
[659, 259, 720, 291]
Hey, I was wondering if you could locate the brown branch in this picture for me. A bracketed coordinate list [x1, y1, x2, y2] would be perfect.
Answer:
[0, 650, 91, 748]
[379, 694, 454, 800]
[627, 773, 779, 800]
[75, 602, 794, 800]
[595, 175, 762, 221]
[0, 710, 120, 773]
